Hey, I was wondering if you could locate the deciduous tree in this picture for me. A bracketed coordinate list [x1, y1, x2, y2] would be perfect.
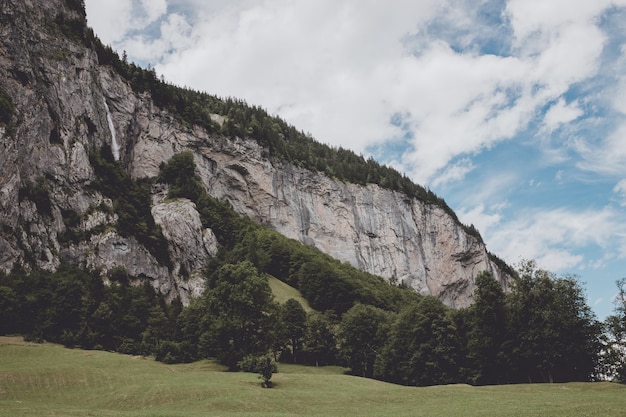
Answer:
[281, 298, 307, 363]
[507, 261, 600, 383]
[204, 261, 280, 368]
[339, 304, 391, 377]
[375, 296, 459, 386]
[467, 271, 507, 385]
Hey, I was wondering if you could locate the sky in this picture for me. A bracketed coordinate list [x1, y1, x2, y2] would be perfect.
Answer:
[84, 0, 626, 320]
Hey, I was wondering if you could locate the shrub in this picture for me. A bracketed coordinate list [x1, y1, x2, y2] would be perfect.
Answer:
[238, 354, 278, 388]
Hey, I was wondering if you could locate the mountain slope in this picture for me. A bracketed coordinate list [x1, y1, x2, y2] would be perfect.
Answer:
[0, 0, 511, 307]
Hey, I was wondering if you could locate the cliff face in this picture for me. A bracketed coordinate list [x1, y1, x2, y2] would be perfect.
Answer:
[0, 0, 509, 307]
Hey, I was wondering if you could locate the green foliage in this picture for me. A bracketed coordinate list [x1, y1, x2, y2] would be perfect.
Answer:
[0, 264, 176, 354]
[338, 304, 392, 378]
[243, 226, 419, 314]
[0, 284, 18, 335]
[200, 261, 281, 369]
[157, 151, 204, 201]
[375, 296, 460, 386]
[600, 278, 626, 382]
[302, 311, 339, 366]
[280, 299, 307, 363]
[65, 0, 86, 15]
[466, 271, 507, 385]
[340, 262, 602, 386]
[238, 354, 278, 388]
[54, 14, 85, 43]
[506, 260, 601, 383]
[237, 227, 418, 315]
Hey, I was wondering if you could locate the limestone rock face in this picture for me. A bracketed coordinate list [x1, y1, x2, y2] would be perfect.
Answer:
[152, 199, 218, 276]
[151, 199, 216, 302]
[0, 0, 194, 300]
[192, 144, 507, 308]
[0, 0, 511, 307]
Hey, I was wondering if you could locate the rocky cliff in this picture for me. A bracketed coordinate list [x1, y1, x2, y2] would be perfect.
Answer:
[0, 0, 510, 307]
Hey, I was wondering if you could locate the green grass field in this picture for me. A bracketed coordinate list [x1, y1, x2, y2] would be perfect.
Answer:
[1, 336, 625, 417]
[267, 276, 312, 312]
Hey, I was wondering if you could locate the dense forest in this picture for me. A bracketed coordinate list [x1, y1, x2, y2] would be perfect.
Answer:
[2, 152, 625, 385]
[1, 247, 623, 385]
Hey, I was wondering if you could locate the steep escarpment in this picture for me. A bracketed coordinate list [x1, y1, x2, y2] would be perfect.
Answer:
[0, 0, 207, 302]
[0, 0, 510, 307]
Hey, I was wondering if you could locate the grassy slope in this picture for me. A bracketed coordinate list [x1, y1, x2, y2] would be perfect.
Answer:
[1, 337, 625, 417]
[267, 276, 313, 312]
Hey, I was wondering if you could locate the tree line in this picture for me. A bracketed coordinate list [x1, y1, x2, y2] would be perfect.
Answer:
[3, 151, 624, 386]
[2, 258, 622, 386]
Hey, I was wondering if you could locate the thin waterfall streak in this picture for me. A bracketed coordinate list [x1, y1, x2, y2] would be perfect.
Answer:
[103, 98, 120, 161]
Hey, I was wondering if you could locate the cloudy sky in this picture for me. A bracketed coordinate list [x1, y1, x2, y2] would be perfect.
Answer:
[84, 0, 626, 319]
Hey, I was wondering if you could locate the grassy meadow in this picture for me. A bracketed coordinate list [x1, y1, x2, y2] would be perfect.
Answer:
[1, 336, 625, 417]
[267, 276, 313, 312]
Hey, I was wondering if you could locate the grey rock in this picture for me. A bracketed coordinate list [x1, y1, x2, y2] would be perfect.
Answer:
[151, 199, 217, 279]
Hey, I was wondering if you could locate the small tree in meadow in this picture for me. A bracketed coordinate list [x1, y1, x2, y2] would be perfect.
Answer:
[238, 354, 278, 388]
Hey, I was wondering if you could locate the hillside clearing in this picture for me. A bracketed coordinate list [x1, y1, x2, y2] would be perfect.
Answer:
[1, 338, 624, 417]
[267, 276, 313, 312]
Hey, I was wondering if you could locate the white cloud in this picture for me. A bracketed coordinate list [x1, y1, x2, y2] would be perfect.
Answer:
[456, 171, 518, 210]
[85, 0, 168, 45]
[143, 1, 441, 153]
[542, 98, 584, 132]
[485, 206, 626, 272]
[139, 0, 167, 23]
[119, 13, 193, 64]
[574, 122, 626, 175]
[505, 0, 613, 51]
[614, 179, 626, 206]
[84, 0, 625, 187]
[457, 203, 503, 237]
[615, 78, 626, 115]
[432, 158, 474, 187]
[457, 201, 626, 273]
[555, 170, 564, 182]
[85, 0, 133, 43]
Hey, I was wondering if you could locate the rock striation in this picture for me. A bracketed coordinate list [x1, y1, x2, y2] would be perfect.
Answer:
[0, 0, 510, 307]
